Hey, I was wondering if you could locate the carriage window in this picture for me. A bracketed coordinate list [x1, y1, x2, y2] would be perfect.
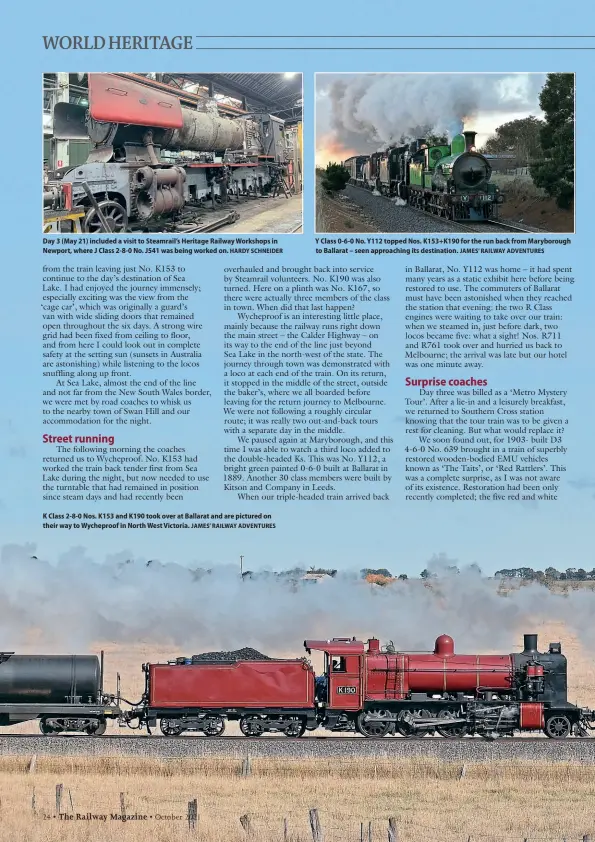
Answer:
[331, 656, 346, 673]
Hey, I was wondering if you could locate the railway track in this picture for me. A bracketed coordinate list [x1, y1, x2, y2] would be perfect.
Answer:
[0, 734, 594, 761]
[334, 185, 540, 234]
[444, 217, 537, 234]
[411, 204, 537, 234]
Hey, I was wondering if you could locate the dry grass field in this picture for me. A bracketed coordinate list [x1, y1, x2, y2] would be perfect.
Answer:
[0, 755, 594, 842]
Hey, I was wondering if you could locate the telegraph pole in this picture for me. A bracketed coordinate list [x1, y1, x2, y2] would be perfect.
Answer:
[240, 555, 244, 579]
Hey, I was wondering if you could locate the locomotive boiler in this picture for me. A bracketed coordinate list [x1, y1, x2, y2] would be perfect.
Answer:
[47, 73, 292, 232]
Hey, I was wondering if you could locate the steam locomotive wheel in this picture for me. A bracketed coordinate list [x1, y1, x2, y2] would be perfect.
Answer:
[202, 715, 226, 737]
[87, 719, 107, 736]
[436, 711, 468, 738]
[544, 715, 571, 739]
[356, 709, 392, 738]
[160, 719, 184, 737]
[284, 718, 306, 738]
[240, 716, 265, 737]
[396, 709, 434, 738]
[39, 719, 53, 735]
[83, 200, 128, 233]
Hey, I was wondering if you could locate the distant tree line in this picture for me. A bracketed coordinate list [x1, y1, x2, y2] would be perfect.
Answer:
[189, 564, 592, 584]
[360, 565, 482, 582]
[494, 567, 595, 581]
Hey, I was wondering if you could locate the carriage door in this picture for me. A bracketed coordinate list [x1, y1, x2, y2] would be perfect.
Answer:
[328, 654, 362, 710]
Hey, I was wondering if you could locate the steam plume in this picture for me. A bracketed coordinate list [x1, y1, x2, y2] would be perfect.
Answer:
[1, 544, 593, 657]
[318, 73, 546, 153]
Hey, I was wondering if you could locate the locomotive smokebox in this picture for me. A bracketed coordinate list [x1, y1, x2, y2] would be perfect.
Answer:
[0, 654, 101, 705]
[463, 131, 477, 151]
[523, 634, 539, 655]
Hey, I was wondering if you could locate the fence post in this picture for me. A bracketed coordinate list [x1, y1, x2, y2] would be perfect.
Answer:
[583, 837, 592, 842]
[187, 799, 198, 831]
[368, 820, 373, 842]
[459, 764, 467, 780]
[68, 789, 74, 812]
[120, 792, 126, 818]
[31, 787, 36, 815]
[284, 818, 289, 842]
[361, 822, 364, 842]
[241, 757, 252, 776]
[240, 814, 253, 835]
[56, 783, 63, 815]
[388, 818, 398, 842]
[28, 755, 37, 774]
[309, 808, 323, 842]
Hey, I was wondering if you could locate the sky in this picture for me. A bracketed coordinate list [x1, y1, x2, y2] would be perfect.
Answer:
[315, 73, 547, 167]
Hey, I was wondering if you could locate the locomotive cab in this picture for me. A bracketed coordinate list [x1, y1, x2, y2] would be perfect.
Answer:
[304, 639, 364, 711]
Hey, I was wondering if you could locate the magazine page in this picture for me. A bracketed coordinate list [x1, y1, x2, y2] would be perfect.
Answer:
[0, 10, 594, 842]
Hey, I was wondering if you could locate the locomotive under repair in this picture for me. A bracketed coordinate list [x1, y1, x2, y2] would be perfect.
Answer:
[3, 633, 592, 738]
[44, 73, 298, 233]
[343, 131, 504, 221]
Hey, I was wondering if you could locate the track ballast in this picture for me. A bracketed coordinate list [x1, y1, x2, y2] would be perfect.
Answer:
[1, 734, 594, 762]
[341, 184, 538, 235]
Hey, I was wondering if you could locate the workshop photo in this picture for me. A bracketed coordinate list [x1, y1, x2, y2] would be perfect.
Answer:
[43, 72, 303, 234]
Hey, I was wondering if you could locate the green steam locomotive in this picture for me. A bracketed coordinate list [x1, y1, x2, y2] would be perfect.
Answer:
[344, 130, 504, 221]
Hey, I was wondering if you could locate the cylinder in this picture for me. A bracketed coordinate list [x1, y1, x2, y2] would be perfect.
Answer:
[0, 655, 100, 704]
[523, 634, 539, 655]
[164, 109, 245, 153]
[43, 187, 61, 208]
[155, 166, 186, 187]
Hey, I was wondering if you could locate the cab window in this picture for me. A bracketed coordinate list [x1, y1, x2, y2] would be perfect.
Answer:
[331, 656, 346, 673]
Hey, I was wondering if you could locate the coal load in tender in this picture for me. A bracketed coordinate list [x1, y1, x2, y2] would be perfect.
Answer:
[190, 647, 271, 662]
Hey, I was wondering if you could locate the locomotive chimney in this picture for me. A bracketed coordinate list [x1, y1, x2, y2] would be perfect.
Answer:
[523, 633, 539, 655]
[367, 638, 380, 654]
[463, 130, 477, 152]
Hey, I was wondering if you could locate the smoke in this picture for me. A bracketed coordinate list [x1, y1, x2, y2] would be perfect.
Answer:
[320, 73, 545, 150]
[1, 544, 594, 658]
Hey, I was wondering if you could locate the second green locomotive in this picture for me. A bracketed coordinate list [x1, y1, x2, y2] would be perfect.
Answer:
[343, 131, 504, 222]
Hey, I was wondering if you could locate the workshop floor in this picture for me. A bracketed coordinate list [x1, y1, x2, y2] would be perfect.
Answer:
[225, 192, 302, 233]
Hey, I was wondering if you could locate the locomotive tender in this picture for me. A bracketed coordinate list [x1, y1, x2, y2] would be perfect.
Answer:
[343, 131, 504, 222]
[45, 73, 293, 232]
